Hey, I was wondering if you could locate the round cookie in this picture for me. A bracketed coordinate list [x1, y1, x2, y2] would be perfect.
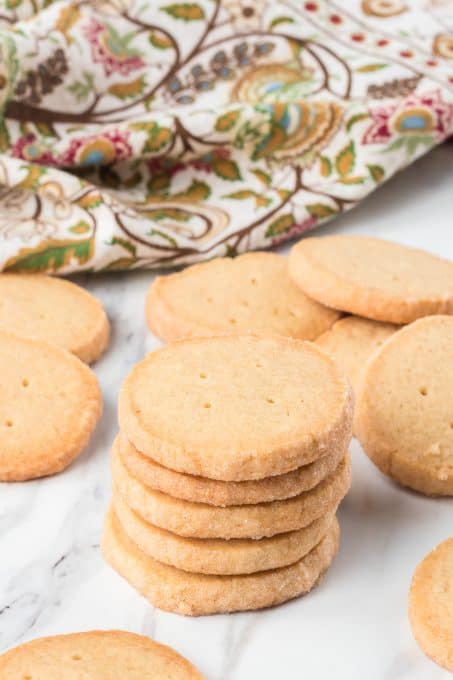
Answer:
[288, 236, 453, 324]
[146, 252, 340, 342]
[0, 630, 204, 679]
[355, 316, 453, 496]
[0, 273, 109, 363]
[102, 507, 340, 616]
[119, 334, 353, 481]
[119, 433, 346, 506]
[0, 331, 102, 481]
[113, 490, 335, 575]
[409, 538, 453, 671]
[316, 316, 398, 394]
[112, 444, 351, 539]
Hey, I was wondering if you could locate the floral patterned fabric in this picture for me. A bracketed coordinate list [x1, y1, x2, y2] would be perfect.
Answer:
[0, 0, 452, 273]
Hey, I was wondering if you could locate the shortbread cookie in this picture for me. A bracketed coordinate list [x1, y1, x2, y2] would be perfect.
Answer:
[316, 316, 398, 393]
[355, 316, 453, 495]
[289, 236, 453, 323]
[119, 433, 346, 506]
[409, 538, 453, 671]
[0, 331, 102, 481]
[146, 252, 340, 342]
[113, 490, 335, 575]
[119, 335, 353, 481]
[102, 507, 340, 615]
[112, 445, 351, 539]
[0, 274, 109, 363]
[0, 630, 204, 679]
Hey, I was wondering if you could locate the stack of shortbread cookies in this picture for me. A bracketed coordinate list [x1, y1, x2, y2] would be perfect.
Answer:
[102, 334, 353, 616]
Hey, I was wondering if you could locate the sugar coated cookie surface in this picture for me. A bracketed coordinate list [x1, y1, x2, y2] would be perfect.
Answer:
[355, 316, 453, 495]
[102, 507, 340, 616]
[119, 433, 346, 506]
[112, 443, 351, 539]
[316, 316, 398, 394]
[0, 274, 109, 363]
[289, 236, 453, 323]
[113, 490, 335, 575]
[146, 252, 340, 342]
[0, 630, 204, 679]
[409, 538, 453, 671]
[0, 331, 102, 481]
[119, 335, 353, 481]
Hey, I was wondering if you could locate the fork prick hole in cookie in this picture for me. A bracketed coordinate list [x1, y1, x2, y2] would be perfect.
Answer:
[22, 378, 29, 387]
[419, 387, 428, 396]
[266, 397, 275, 404]
[5, 419, 13, 427]
[203, 402, 211, 409]
[72, 654, 82, 661]
[199, 372, 207, 379]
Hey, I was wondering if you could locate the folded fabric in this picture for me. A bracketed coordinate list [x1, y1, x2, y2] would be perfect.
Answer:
[0, 0, 451, 273]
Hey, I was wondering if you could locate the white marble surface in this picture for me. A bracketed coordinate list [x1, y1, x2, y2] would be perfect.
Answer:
[0, 143, 452, 679]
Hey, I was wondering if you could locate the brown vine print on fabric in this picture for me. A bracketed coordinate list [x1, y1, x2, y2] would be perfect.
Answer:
[0, 0, 451, 273]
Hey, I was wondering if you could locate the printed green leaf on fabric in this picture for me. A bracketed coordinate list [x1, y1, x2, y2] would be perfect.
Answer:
[265, 213, 294, 237]
[212, 158, 242, 181]
[270, 16, 295, 27]
[149, 31, 174, 49]
[103, 257, 137, 271]
[109, 237, 137, 256]
[335, 141, 355, 177]
[356, 64, 388, 73]
[306, 203, 337, 218]
[146, 207, 191, 222]
[173, 180, 211, 202]
[131, 121, 172, 153]
[69, 220, 91, 234]
[215, 109, 241, 132]
[251, 169, 272, 187]
[108, 76, 146, 100]
[367, 164, 385, 182]
[76, 192, 102, 210]
[18, 165, 47, 190]
[223, 190, 271, 209]
[161, 3, 205, 21]
[35, 122, 57, 138]
[4, 239, 93, 272]
[338, 175, 366, 184]
[319, 156, 331, 177]
[346, 113, 368, 133]
[0, 120, 10, 152]
[148, 229, 177, 247]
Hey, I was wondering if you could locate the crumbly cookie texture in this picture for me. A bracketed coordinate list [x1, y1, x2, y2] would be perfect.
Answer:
[111, 444, 351, 539]
[0, 273, 109, 363]
[355, 316, 453, 496]
[118, 433, 346, 506]
[409, 538, 453, 672]
[113, 490, 335, 575]
[0, 630, 204, 679]
[316, 316, 398, 394]
[102, 507, 340, 616]
[289, 236, 453, 324]
[146, 252, 340, 342]
[0, 331, 102, 481]
[119, 334, 353, 481]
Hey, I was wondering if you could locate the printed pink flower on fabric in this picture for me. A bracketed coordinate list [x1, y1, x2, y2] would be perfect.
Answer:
[59, 130, 133, 167]
[10, 134, 58, 165]
[363, 90, 453, 144]
[84, 19, 145, 77]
